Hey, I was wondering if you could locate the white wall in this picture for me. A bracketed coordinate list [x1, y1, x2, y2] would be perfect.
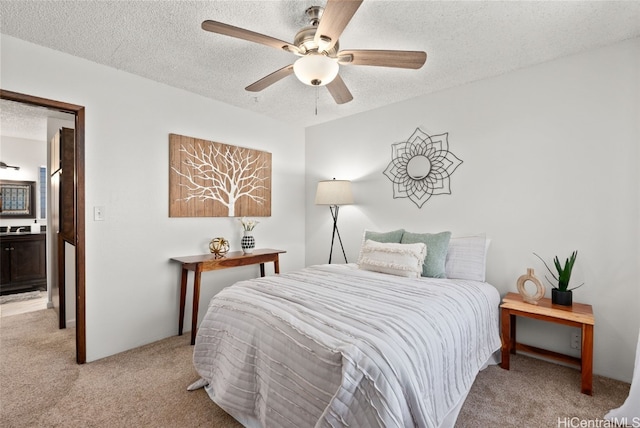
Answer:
[306, 38, 640, 383]
[1, 35, 307, 361]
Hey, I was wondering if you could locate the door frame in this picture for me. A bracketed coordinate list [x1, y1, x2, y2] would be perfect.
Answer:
[1, 89, 86, 364]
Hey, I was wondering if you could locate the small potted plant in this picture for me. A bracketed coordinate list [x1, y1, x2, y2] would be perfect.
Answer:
[534, 251, 583, 306]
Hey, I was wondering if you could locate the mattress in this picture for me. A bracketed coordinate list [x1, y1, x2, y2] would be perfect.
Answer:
[190, 263, 501, 427]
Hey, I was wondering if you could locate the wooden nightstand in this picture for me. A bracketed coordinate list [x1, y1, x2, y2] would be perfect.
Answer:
[500, 292, 595, 395]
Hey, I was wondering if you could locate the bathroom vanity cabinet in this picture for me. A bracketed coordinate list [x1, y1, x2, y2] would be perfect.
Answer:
[0, 232, 46, 295]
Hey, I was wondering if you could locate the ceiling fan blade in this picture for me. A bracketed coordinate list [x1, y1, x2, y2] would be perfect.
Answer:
[245, 65, 295, 92]
[326, 74, 353, 104]
[338, 50, 427, 69]
[202, 20, 300, 54]
[314, 0, 364, 52]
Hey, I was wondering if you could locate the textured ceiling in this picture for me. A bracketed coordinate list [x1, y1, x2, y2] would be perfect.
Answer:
[1, 0, 639, 130]
[0, 99, 74, 141]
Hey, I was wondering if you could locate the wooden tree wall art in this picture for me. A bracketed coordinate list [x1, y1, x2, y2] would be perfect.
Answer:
[383, 128, 462, 208]
[169, 134, 271, 217]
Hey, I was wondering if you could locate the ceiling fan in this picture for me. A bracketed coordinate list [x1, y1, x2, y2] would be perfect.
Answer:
[201, 0, 427, 105]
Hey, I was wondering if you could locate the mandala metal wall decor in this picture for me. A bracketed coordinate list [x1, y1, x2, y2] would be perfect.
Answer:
[383, 128, 462, 208]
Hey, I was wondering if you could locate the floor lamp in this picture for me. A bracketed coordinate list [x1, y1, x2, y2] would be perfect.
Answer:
[315, 179, 354, 264]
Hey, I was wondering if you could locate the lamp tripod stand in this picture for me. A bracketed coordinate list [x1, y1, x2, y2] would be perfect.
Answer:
[328, 205, 348, 264]
[315, 178, 354, 265]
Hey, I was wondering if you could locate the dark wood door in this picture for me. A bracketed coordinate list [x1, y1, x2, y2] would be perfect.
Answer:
[60, 127, 76, 244]
[51, 127, 75, 328]
[2, 89, 87, 364]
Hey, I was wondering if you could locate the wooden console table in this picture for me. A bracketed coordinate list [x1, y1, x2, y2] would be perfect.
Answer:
[171, 248, 286, 345]
[500, 292, 595, 395]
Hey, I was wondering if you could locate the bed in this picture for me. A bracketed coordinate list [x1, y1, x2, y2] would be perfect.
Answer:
[189, 233, 501, 428]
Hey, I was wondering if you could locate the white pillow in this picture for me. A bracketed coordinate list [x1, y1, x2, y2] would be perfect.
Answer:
[356, 229, 405, 265]
[445, 235, 490, 281]
[358, 240, 427, 278]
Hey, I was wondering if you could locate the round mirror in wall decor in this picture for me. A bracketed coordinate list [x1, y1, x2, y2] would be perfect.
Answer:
[383, 127, 462, 209]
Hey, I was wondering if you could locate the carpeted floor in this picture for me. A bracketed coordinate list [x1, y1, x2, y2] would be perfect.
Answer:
[0, 309, 239, 428]
[0, 309, 631, 427]
[457, 352, 631, 427]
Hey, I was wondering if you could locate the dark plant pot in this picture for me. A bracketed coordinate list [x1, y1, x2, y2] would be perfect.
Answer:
[552, 289, 572, 306]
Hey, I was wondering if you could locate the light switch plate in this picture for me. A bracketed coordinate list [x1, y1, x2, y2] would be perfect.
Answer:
[94, 206, 105, 221]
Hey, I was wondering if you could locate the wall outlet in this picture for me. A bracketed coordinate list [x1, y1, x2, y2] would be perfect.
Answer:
[571, 331, 581, 350]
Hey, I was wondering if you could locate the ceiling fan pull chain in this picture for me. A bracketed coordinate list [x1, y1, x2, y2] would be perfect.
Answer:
[315, 85, 319, 116]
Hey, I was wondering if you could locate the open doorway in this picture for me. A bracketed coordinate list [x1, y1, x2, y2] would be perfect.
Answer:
[0, 89, 86, 364]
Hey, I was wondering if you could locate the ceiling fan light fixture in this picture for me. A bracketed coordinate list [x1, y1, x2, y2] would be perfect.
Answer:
[293, 54, 339, 86]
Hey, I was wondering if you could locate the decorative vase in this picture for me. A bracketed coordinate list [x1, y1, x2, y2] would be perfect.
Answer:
[516, 268, 545, 305]
[241, 231, 255, 254]
[552, 288, 572, 306]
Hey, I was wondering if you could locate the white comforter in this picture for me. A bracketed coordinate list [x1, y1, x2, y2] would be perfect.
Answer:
[191, 264, 501, 428]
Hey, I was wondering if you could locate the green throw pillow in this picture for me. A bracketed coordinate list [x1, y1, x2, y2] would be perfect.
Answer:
[401, 231, 452, 278]
[364, 229, 405, 243]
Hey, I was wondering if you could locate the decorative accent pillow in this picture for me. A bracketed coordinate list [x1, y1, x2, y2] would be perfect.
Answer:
[401, 231, 452, 278]
[357, 229, 405, 265]
[445, 234, 490, 282]
[358, 240, 426, 278]
[363, 229, 405, 244]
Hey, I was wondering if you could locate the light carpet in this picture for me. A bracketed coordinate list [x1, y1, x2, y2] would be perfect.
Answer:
[0, 309, 631, 427]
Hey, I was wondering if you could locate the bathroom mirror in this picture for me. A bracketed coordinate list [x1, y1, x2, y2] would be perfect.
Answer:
[0, 180, 36, 218]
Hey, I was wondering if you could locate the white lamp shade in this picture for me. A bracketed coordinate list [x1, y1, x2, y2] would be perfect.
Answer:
[315, 180, 354, 205]
[293, 54, 339, 86]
